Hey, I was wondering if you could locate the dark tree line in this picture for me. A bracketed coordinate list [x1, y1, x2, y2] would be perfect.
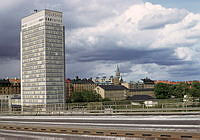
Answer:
[154, 82, 200, 99]
[67, 90, 111, 103]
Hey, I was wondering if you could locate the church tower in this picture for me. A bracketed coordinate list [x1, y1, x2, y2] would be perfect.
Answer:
[116, 65, 120, 78]
[113, 65, 121, 85]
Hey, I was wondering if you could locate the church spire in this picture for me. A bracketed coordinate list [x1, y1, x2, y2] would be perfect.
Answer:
[116, 65, 119, 72]
[115, 65, 120, 77]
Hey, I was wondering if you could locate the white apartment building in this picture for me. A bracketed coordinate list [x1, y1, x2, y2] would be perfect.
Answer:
[21, 9, 65, 108]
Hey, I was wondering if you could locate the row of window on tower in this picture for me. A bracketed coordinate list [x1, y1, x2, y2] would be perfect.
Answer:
[45, 17, 62, 23]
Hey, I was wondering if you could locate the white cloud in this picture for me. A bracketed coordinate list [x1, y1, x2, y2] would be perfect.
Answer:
[87, 36, 98, 46]
[68, 2, 198, 51]
[62, 0, 142, 28]
[138, 3, 188, 30]
[67, 2, 200, 81]
[174, 47, 193, 61]
[152, 13, 200, 49]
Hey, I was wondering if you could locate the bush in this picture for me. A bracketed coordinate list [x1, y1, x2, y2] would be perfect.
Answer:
[70, 90, 102, 103]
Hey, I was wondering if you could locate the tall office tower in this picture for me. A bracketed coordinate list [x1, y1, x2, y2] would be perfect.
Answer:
[21, 9, 65, 109]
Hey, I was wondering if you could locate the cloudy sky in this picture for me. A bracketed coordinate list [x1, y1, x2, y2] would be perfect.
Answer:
[0, 0, 200, 82]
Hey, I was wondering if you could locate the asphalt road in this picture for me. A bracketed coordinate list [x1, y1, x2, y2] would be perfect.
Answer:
[0, 129, 128, 140]
[0, 115, 199, 132]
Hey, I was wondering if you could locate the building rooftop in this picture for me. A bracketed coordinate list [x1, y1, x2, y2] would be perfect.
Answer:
[67, 77, 95, 84]
[141, 77, 154, 84]
[72, 80, 95, 84]
[9, 79, 20, 83]
[99, 85, 128, 90]
[22, 9, 62, 19]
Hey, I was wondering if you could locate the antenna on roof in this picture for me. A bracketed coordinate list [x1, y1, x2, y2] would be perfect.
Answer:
[34, 9, 38, 13]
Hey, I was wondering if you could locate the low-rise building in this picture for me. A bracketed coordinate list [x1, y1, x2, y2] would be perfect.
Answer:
[0, 79, 20, 95]
[65, 79, 73, 100]
[0, 79, 21, 111]
[141, 77, 155, 89]
[93, 76, 114, 85]
[71, 78, 97, 93]
[0, 97, 9, 112]
[128, 88, 155, 97]
[94, 85, 128, 101]
[122, 78, 154, 90]
[93, 65, 123, 85]
[122, 78, 155, 97]
[65, 77, 97, 101]
[122, 81, 145, 89]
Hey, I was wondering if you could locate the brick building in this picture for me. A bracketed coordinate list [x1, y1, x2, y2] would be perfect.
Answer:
[94, 85, 128, 101]
[0, 79, 21, 111]
[65, 77, 97, 101]
[0, 79, 20, 95]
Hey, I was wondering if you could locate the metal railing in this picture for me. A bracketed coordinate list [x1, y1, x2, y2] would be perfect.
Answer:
[0, 100, 200, 115]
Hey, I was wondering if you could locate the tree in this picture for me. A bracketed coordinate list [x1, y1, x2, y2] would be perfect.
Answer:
[154, 82, 200, 99]
[173, 83, 189, 98]
[189, 82, 200, 97]
[154, 83, 171, 99]
[70, 90, 102, 103]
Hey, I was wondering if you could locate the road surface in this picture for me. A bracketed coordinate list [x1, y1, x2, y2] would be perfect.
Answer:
[0, 115, 199, 139]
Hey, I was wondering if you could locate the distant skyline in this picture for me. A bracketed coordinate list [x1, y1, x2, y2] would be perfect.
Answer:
[0, 0, 200, 81]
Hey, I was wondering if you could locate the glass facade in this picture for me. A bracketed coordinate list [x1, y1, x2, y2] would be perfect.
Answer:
[21, 10, 65, 107]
